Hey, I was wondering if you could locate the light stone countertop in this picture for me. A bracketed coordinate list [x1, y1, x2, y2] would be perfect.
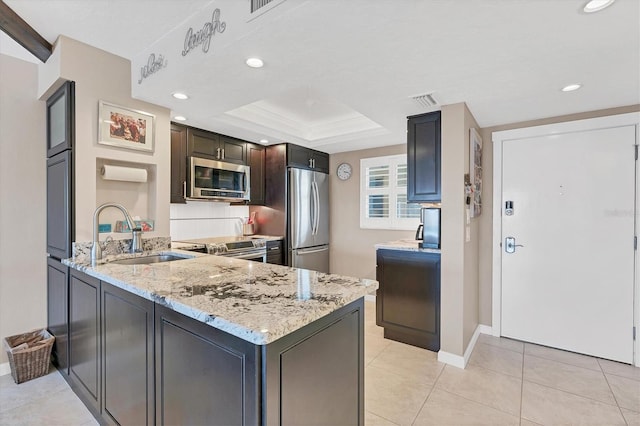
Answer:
[63, 250, 377, 345]
[375, 239, 442, 253]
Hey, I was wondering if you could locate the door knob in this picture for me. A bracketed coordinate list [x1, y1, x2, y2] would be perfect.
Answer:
[505, 237, 524, 253]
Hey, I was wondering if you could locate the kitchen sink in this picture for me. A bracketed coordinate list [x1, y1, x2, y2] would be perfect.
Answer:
[109, 254, 190, 265]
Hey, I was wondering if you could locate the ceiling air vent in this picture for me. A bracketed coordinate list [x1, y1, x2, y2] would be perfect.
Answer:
[411, 93, 439, 108]
[251, 0, 274, 13]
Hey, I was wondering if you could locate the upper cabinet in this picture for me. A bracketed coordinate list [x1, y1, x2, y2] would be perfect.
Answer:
[46, 81, 75, 158]
[287, 144, 329, 173]
[407, 111, 441, 203]
[170, 123, 188, 204]
[187, 128, 245, 164]
[245, 143, 266, 206]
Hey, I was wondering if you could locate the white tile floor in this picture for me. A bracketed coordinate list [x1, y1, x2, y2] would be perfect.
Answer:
[1, 301, 638, 425]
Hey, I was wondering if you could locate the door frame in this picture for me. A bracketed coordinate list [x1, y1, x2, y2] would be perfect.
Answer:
[491, 112, 640, 366]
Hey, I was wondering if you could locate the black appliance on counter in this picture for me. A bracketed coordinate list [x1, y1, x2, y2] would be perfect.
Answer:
[416, 207, 441, 249]
[46, 81, 75, 374]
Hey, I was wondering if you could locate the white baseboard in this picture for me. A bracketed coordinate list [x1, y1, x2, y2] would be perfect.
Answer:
[437, 324, 492, 369]
[0, 362, 11, 376]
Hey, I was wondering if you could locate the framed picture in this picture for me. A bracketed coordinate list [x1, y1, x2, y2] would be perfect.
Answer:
[98, 101, 155, 152]
[470, 127, 483, 217]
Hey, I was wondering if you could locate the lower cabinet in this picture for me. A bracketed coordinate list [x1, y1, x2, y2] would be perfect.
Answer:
[376, 249, 441, 351]
[47, 258, 69, 374]
[102, 282, 154, 425]
[69, 270, 101, 414]
[266, 239, 283, 265]
[155, 305, 260, 425]
[64, 270, 364, 425]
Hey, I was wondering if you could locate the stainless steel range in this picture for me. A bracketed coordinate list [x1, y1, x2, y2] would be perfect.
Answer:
[174, 236, 267, 262]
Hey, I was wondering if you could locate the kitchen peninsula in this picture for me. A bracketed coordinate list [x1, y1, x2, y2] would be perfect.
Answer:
[62, 250, 376, 425]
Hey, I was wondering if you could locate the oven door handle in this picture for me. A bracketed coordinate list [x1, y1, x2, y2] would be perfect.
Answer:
[223, 251, 266, 260]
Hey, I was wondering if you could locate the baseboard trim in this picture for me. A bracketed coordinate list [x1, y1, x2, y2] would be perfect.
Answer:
[0, 362, 11, 376]
[437, 324, 492, 369]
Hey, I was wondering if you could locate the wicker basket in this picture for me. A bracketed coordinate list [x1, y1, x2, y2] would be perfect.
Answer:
[3, 329, 55, 384]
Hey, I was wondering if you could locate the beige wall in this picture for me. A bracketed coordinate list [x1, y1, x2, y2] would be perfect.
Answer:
[477, 104, 640, 326]
[0, 54, 47, 364]
[40, 36, 171, 243]
[440, 103, 481, 356]
[329, 144, 415, 279]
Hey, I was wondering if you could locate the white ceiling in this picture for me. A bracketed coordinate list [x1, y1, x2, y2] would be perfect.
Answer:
[4, 0, 640, 153]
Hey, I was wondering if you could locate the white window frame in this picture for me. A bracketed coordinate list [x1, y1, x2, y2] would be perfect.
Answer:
[360, 154, 421, 230]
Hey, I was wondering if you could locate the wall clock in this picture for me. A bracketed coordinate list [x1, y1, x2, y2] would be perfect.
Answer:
[336, 162, 352, 181]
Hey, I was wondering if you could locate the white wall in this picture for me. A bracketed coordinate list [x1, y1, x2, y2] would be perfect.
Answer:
[0, 54, 47, 365]
[39, 36, 171, 243]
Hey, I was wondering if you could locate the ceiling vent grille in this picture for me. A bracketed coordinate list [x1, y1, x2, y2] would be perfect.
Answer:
[411, 93, 439, 108]
[251, 0, 274, 13]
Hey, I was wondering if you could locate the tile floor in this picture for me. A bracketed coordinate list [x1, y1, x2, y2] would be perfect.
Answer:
[0, 301, 638, 425]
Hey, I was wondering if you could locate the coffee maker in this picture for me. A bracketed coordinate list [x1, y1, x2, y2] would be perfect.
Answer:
[415, 207, 441, 249]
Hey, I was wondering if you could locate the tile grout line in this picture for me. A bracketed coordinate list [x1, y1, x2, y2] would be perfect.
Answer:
[365, 409, 400, 426]
[478, 339, 525, 355]
[409, 365, 447, 426]
[522, 377, 622, 409]
[523, 349, 603, 373]
[598, 358, 631, 425]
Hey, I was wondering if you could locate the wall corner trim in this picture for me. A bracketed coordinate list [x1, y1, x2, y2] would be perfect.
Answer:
[437, 324, 491, 369]
[0, 362, 11, 377]
[364, 294, 376, 302]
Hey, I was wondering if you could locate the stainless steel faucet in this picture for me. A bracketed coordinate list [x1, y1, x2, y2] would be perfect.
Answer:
[91, 203, 143, 264]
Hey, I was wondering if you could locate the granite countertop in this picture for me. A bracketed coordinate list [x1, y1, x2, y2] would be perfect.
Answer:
[375, 239, 442, 253]
[63, 250, 377, 345]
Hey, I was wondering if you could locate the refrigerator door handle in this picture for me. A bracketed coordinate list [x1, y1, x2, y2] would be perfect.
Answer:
[295, 245, 329, 255]
[312, 180, 320, 235]
[310, 181, 316, 235]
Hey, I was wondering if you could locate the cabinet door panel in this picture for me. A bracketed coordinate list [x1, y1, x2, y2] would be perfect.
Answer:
[287, 144, 312, 169]
[46, 81, 74, 157]
[247, 143, 265, 205]
[47, 151, 73, 259]
[312, 152, 329, 173]
[407, 112, 441, 202]
[47, 258, 69, 374]
[219, 135, 246, 164]
[102, 283, 154, 426]
[170, 124, 187, 203]
[70, 271, 100, 410]
[187, 128, 219, 159]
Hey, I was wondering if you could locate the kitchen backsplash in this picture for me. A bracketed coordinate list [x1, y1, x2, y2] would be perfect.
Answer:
[170, 202, 250, 241]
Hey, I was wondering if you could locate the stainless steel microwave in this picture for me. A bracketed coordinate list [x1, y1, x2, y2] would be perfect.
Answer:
[189, 156, 250, 202]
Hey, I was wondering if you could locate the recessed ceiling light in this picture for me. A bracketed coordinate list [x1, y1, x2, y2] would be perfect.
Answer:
[561, 84, 582, 92]
[583, 0, 615, 13]
[259, 139, 269, 144]
[246, 57, 264, 68]
[173, 116, 187, 121]
[172, 92, 189, 100]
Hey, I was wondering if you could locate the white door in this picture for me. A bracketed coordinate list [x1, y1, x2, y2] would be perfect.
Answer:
[501, 125, 636, 363]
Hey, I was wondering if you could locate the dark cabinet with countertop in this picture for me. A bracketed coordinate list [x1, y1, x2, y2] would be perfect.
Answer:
[170, 123, 187, 204]
[376, 249, 441, 351]
[187, 127, 245, 164]
[407, 111, 441, 202]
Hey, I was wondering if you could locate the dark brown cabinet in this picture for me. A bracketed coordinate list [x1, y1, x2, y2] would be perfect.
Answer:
[246, 142, 266, 205]
[187, 128, 245, 164]
[46, 81, 74, 158]
[376, 249, 440, 351]
[266, 239, 283, 265]
[407, 111, 441, 202]
[101, 282, 154, 426]
[47, 151, 73, 259]
[47, 258, 69, 374]
[287, 144, 329, 173]
[155, 304, 260, 425]
[69, 270, 101, 414]
[170, 123, 187, 204]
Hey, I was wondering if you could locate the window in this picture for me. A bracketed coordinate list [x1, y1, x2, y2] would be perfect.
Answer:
[360, 154, 421, 229]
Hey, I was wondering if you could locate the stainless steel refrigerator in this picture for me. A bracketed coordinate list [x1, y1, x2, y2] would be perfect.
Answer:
[289, 167, 329, 273]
